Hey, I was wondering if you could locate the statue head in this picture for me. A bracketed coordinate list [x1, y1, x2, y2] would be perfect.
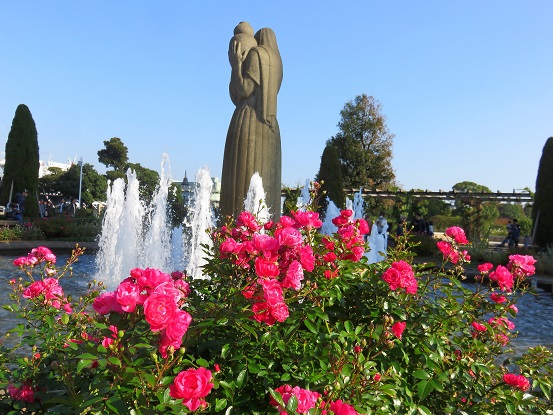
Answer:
[229, 21, 257, 61]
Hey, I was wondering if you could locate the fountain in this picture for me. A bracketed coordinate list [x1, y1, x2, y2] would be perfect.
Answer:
[296, 180, 311, 211]
[320, 197, 340, 235]
[243, 172, 270, 224]
[352, 188, 364, 219]
[95, 156, 215, 289]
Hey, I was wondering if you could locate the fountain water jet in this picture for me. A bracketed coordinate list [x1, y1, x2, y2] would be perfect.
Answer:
[243, 172, 270, 223]
[184, 167, 215, 280]
[95, 156, 215, 289]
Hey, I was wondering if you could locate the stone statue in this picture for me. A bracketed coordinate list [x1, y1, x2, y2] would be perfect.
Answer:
[220, 22, 283, 220]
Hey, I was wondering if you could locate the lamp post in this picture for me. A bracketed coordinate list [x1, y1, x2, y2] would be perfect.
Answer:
[78, 158, 83, 207]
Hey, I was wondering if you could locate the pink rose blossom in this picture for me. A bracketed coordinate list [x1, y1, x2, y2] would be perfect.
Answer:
[270, 385, 321, 414]
[478, 263, 493, 273]
[170, 367, 214, 411]
[490, 293, 507, 303]
[503, 373, 530, 391]
[8, 384, 35, 403]
[329, 399, 360, 415]
[281, 260, 304, 290]
[115, 281, 142, 312]
[445, 226, 469, 244]
[507, 254, 536, 278]
[471, 321, 487, 332]
[254, 257, 280, 278]
[392, 321, 406, 339]
[143, 293, 178, 332]
[93, 292, 124, 315]
[489, 266, 514, 292]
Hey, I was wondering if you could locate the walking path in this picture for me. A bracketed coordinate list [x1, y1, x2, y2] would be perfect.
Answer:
[0, 240, 98, 253]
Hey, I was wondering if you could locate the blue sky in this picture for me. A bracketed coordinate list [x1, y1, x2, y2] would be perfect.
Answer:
[1, 1, 551, 193]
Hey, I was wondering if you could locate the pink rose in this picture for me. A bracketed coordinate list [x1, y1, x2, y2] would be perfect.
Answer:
[329, 399, 360, 415]
[471, 322, 487, 332]
[23, 280, 46, 298]
[382, 268, 402, 291]
[392, 321, 406, 339]
[255, 257, 280, 278]
[136, 268, 172, 290]
[115, 280, 142, 312]
[143, 293, 178, 332]
[252, 234, 279, 255]
[236, 211, 262, 231]
[270, 385, 321, 414]
[220, 237, 239, 257]
[490, 293, 507, 303]
[299, 245, 315, 272]
[445, 226, 469, 244]
[281, 260, 304, 291]
[8, 384, 35, 403]
[292, 211, 323, 229]
[507, 254, 536, 278]
[503, 373, 530, 391]
[276, 227, 303, 247]
[170, 367, 214, 411]
[478, 263, 493, 273]
[165, 309, 192, 342]
[489, 266, 514, 292]
[93, 291, 124, 315]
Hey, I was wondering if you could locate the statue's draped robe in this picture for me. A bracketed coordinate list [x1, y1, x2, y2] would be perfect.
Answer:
[220, 38, 282, 220]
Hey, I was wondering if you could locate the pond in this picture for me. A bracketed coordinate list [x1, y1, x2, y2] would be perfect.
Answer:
[1, 253, 553, 353]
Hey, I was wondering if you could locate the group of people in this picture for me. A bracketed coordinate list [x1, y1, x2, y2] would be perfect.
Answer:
[408, 213, 434, 237]
[5, 190, 81, 223]
[38, 197, 80, 218]
[498, 219, 522, 248]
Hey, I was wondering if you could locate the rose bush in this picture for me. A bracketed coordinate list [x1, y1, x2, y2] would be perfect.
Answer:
[0, 202, 552, 414]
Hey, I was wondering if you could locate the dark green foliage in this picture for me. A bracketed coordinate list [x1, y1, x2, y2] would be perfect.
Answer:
[126, 163, 160, 204]
[282, 187, 300, 216]
[533, 137, 553, 247]
[39, 163, 108, 206]
[452, 181, 499, 239]
[97, 137, 129, 171]
[0, 104, 40, 217]
[315, 145, 345, 212]
[327, 94, 395, 190]
[168, 182, 186, 228]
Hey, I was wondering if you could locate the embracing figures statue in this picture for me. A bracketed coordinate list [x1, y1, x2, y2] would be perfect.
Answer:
[220, 22, 283, 220]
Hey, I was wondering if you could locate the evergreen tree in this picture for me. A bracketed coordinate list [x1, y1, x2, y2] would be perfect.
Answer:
[0, 104, 40, 217]
[532, 137, 553, 247]
[98, 137, 129, 171]
[327, 94, 395, 190]
[315, 144, 345, 213]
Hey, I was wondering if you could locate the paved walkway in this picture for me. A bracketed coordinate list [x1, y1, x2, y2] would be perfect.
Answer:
[0, 240, 98, 253]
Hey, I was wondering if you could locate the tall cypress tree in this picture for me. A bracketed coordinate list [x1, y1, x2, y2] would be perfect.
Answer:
[532, 137, 553, 247]
[0, 104, 40, 217]
[316, 144, 345, 213]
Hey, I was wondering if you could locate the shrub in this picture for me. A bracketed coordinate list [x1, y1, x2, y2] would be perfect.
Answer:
[32, 216, 101, 240]
[0, 213, 551, 414]
[0, 224, 45, 241]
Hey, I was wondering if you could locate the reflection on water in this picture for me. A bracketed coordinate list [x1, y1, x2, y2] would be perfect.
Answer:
[1, 254, 553, 352]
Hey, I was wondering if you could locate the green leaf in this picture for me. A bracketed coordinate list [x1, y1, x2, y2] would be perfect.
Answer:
[221, 343, 230, 359]
[412, 369, 430, 380]
[236, 369, 247, 388]
[304, 320, 318, 334]
[77, 359, 94, 373]
[344, 320, 353, 333]
[196, 357, 209, 367]
[61, 313, 69, 324]
[108, 356, 122, 367]
[215, 398, 228, 412]
[416, 380, 434, 400]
